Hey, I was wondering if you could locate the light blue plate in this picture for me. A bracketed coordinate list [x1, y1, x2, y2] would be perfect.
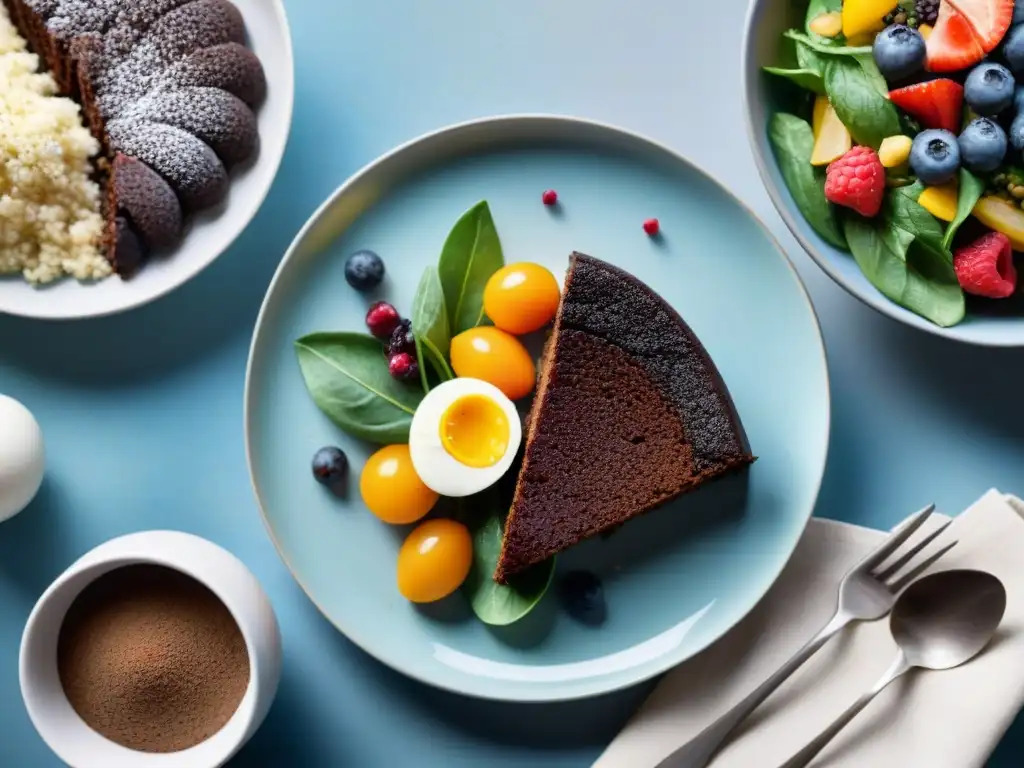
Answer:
[244, 116, 831, 702]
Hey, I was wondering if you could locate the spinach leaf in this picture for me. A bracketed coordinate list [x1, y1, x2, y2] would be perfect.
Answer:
[795, 40, 828, 76]
[823, 56, 901, 148]
[843, 215, 966, 327]
[768, 113, 847, 249]
[763, 66, 825, 94]
[437, 201, 505, 335]
[462, 511, 555, 626]
[410, 266, 451, 393]
[295, 332, 424, 443]
[886, 182, 951, 261]
[805, 0, 842, 32]
[942, 169, 985, 250]
[785, 29, 872, 56]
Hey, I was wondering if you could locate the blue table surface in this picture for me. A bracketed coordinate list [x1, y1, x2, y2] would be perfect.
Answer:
[2, 0, 1023, 765]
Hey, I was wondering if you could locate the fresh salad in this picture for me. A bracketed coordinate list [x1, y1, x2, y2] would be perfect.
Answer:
[295, 200, 605, 628]
[765, 0, 1024, 327]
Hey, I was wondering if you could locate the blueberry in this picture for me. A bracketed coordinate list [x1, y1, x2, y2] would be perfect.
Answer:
[1015, 0, 1024, 27]
[344, 250, 385, 291]
[910, 129, 961, 185]
[312, 446, 348, 494]
[558, 571, 607, 627]
[959, 118, 1008, 173]
[872, 25, 927, 82]
[1010, 112, 1024, 151]
[1016, 85, 1024, 113]
[1005, 25, 1024, 79]
[965, 63, 1016, 116]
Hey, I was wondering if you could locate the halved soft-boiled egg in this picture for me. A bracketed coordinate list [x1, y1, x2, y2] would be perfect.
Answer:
[409, 378, 522, 498]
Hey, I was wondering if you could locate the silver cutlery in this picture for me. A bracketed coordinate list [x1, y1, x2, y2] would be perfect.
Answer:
[778, 568, 1006, 767]
[656, 504, 957, 768]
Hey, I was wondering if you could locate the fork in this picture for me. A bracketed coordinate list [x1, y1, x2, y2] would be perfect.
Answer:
[654, 504, 957, 768]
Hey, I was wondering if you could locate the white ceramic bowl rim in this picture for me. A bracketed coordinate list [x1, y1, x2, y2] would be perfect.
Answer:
[20, 531, 270, 768]
[242, 112, 833, 702]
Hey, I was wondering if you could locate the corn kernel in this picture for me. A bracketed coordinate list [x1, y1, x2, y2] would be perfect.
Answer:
[809, 11, 843, 38]
[878, 135, 913, 168]
[918, 183, 959, 222]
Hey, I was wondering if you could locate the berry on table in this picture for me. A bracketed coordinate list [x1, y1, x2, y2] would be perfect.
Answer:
[558, 571, 607, 626]
[365, 301, 402, 341]
[872, 24, 926, 81]
[388, 319, 416, 357]
[954, 231, 1017, 298]
[958, 117, 1008, 173]
[888, 79, 963, 134]
[643, 218, 661, 236]
[909, 129, 961, 185]
[344, 249, 386, 291]
[389, 352, 419, 381]
[312, 446, 349, 493]
[542, 189, 558, 206]
[964, 62, 1016, 116]
[824, 146, 886, 217]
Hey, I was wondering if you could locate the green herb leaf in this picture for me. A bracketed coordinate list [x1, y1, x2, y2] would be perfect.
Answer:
[785, 29, 873, 56]
[437, 201, 505, 335]
[823, 56, 901, 148]
[763, 66, 825, 94]
[843, 214, 966, 327]
[462, 511, 555, 626]
[805, 0, 842, 34]
[295, 332, 424, 443]
[942, 169, 985, 251]
[410, 265, 452, 393]
[768, 113, 847, 249]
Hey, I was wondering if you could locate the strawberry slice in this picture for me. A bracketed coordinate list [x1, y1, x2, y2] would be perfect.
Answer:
[889, 79, 965, 133]
[927, 0, 1013, 72]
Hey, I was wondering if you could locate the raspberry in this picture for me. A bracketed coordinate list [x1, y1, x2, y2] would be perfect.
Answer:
[953, 231, 1017, 298]
[642, 218, 660, 236]
[542, 189, 558, 206]
[824, 146, 886, 218]
[388, 352, 419, 381]
[366, 302, 402, 340]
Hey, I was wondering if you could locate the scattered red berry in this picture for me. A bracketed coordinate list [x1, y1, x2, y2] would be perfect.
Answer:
[888, 79, 964, 134]
[542, 189, 558, 206]
[954, 231, 1017, 298]
[642, 218, 660, 236]
[824, 147, 886, 218]
[388, 352, 419, 381]
[366, 301, 402, 341]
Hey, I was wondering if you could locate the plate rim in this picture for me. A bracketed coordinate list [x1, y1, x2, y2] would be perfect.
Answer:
[242, 113, 833, 702]
[0, 0, 296, 322]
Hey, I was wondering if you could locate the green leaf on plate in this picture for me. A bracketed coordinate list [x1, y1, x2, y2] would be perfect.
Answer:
[462, 509, 555, 626]
[295, 332, 424, 443]
[410, 265, 452, 393]
[885, 182, 951, 262]
[437, 201, 505, 335]
[823, 55, 900, 148]
[942, 169, 985, 251]
[763, 66, 825, 94]
[784, 29, 873, 57]
[768, 113, 847, 249]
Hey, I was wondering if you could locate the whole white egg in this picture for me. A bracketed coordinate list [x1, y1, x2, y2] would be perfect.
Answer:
[409, 378, 522, 498]
[0, 394, 46, 522]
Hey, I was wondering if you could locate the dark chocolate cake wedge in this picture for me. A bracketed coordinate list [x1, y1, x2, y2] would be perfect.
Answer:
[494, 253, 756, 583]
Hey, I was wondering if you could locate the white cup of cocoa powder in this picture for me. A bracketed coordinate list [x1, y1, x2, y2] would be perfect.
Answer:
[20, 530, 282, 768]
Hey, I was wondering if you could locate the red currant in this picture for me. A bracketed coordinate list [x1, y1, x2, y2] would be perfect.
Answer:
[542, 189, 558, 206]
[389, 352, 419, 381]
[366, 302, 401, 341]
[643, 218, 660, 237]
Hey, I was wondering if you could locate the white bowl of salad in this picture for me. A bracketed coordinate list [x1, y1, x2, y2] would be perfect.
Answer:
[744, 0, 1024, 345]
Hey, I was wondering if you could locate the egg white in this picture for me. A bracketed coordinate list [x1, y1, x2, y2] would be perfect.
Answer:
[409, 378, 522, 498]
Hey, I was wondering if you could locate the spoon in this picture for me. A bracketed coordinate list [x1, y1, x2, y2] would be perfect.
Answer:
[779, 569, 1006, 768]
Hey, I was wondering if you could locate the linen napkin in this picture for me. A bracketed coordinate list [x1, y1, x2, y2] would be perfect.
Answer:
[594, 489, 1024, 768]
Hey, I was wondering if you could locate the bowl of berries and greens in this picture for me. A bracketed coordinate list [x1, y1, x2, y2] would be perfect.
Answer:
[744, 0, 1024, 344]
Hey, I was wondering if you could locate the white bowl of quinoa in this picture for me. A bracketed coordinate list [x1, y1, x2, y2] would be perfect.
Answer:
[0, 0, 294, 320]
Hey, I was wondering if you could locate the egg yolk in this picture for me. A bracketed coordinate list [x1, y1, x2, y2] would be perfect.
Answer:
[449, 326, 536, 401]
[396, 518, 473, 603]
[483, 262, 561, 335]
[440, 394, 509, 468]
[360, 444, 438, 524]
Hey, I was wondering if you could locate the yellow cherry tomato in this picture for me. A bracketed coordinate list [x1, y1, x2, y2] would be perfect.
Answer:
[360, 445, 438, 524]
[396, 519, 473, 603]
[449, 326, 536, 400]
[483, 262, 561, 334]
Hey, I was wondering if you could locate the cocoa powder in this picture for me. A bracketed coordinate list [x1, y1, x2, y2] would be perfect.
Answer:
[57, 564, 250, 753]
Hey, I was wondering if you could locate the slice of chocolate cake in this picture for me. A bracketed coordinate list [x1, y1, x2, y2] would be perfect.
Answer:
[494, 253, 755, 583]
